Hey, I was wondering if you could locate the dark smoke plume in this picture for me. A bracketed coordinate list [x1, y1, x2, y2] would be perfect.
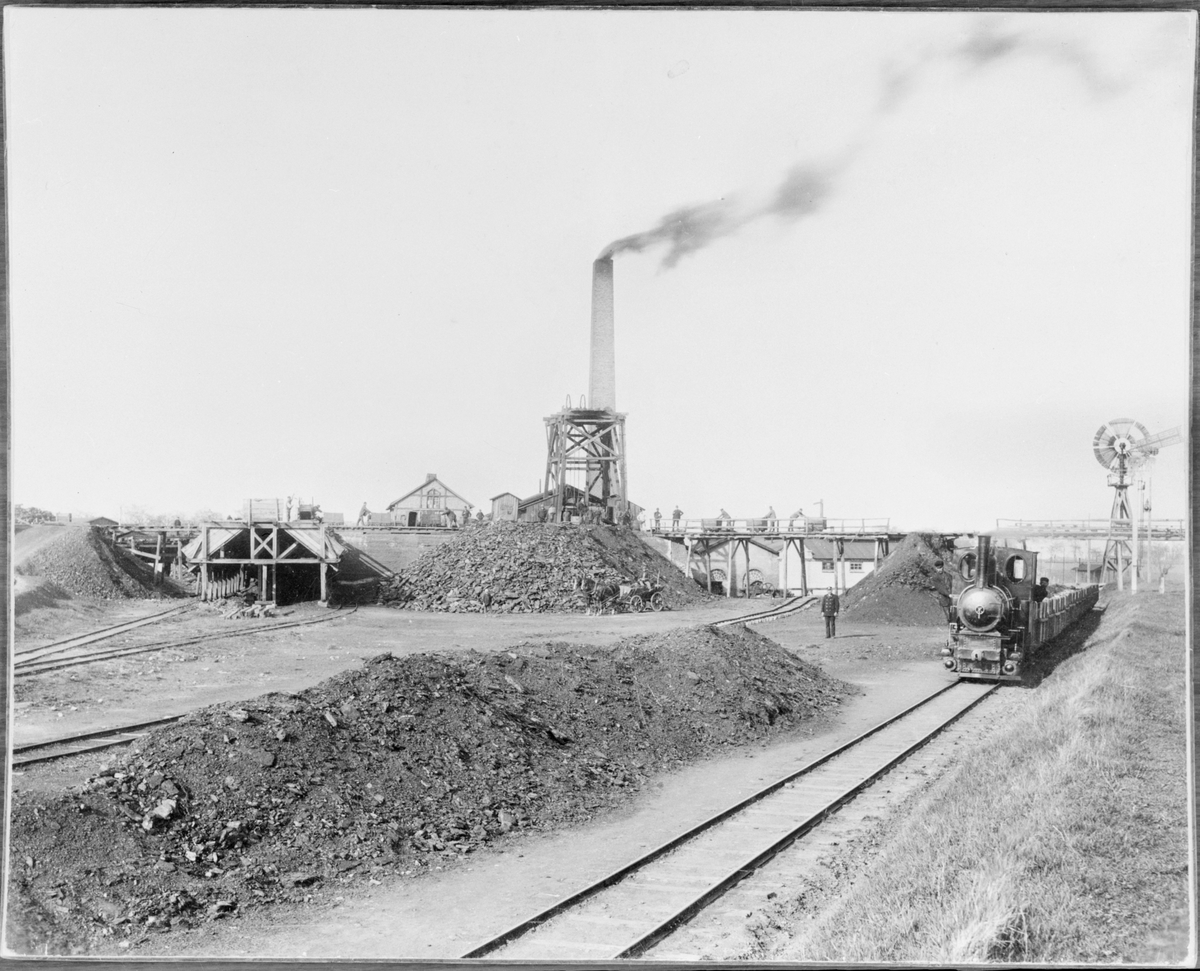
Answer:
[598, 162, 838, 267]
[603, 18, 1131, 268]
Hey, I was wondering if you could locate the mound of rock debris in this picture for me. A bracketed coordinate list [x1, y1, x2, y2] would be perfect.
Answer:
[379, 522, 710, 612]
[841, 532, 956, 626]
[14, 527, 172, 601]
[8, 625, 850, 955]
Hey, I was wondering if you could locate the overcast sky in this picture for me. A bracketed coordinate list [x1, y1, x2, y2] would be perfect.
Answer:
[7, 7, 1194, 531]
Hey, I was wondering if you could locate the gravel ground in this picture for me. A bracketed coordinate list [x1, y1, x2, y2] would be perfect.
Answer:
[14, 526, 178, 603]
[841, 532, 956, 626]
[381, 522, 713, 612]
[6, 624, 850, 955]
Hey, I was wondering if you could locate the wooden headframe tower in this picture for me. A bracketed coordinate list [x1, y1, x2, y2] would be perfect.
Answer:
[544, 406, 627, 523]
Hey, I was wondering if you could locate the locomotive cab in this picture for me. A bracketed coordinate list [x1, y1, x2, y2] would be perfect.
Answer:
[943, 535, 1036, 682]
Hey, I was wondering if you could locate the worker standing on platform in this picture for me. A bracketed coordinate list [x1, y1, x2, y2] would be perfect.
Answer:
[788, 508, 804, 531]
[718, 508, 731, 529]
[671, 505, 682, 531]
[653, 508, 662, 532]
[765, 506, 777, 533]
[821, 589, 840, 638]
[356, 502, 369, 527]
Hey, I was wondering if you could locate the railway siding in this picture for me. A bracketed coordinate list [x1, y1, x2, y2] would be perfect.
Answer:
[470, 681, 993, 960]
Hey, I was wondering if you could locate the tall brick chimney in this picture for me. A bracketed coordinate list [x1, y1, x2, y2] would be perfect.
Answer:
[588, 257, 615, 411]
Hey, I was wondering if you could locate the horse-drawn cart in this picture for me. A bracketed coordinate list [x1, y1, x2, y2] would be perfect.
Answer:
[578, 574, 669, 614]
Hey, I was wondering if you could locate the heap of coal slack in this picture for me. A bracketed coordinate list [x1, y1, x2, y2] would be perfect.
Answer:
[379, 522, 710, 612]
[15, 527, 177, 602]
[8, 625, 850, 954]
[841, 532, 956, 626]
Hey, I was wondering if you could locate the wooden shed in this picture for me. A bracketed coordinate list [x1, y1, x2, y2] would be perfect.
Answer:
[491, 493, 520, 522]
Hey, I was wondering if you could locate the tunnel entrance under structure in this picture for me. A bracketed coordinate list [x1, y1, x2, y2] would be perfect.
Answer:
[181, 522, 345, 606]
[543, 405, 627, 524]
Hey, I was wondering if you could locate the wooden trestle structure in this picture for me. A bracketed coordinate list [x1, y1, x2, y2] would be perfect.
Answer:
[543, 406, 628, 523]
[105, 526, 195, 583]
[654, 519, 900, 598]
[183, 522, 343, 604]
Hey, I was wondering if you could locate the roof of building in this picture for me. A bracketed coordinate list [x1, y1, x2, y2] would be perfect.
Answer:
[88, 516, 118, 527]
[804, 538, 880, 560]
[386, 474, 471, 511]
[490, 492, 520, 502]
[518, 484, 587, 509]
[181, 525, 345, 564]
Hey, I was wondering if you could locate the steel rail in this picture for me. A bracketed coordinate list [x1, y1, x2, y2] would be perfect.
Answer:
[709, 595, 817, 629]
[616, 683, 998, 958]
[14, 607, 358, 678]
[14, 603, 197, 663]
[12, 715, 187, 767]
[461, 677, 978, 959]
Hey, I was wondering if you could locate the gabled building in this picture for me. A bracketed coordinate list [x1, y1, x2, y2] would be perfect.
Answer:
[386, 473, 473, 528]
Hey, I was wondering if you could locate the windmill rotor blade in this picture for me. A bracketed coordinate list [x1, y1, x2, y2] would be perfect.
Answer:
[1093, 418, 1151, 469]
[1132, 426, 1183, 452]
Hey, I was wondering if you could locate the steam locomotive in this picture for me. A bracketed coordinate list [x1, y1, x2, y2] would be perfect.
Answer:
[943, 535, 1100, 682]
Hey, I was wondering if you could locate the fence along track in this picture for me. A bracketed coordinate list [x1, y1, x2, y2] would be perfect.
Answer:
[14, 607, 358, 678]
[14, 603, 197, 665]
[12, 716, 187, 767]
[710, 595, 818, 629]
[462, 679, 996, 961]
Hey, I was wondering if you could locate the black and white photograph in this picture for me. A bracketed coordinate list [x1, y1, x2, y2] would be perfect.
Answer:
[3, 4, 1194, 964]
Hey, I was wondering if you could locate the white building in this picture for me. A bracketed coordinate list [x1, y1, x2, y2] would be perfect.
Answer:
[782, 538, 882, 595]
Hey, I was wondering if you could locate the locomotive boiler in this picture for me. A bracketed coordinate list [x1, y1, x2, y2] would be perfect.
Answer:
[943, 534, 1100, 682]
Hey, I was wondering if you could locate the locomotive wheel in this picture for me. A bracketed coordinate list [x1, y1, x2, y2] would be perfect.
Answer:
[628, 596, 645, 612]
[650, 592, 665, 611]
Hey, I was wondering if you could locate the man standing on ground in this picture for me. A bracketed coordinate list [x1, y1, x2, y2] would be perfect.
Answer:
[821, 588, 840, 638]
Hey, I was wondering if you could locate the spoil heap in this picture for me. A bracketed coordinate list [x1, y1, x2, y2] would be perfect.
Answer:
[14, 527, 172, 601]
[8, 625, 850, 954]
[842, 533, 956, 626]
[379, 522, 709, 612]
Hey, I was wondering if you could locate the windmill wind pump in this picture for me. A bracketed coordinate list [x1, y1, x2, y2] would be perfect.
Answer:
[1092, 419, 1182, 591]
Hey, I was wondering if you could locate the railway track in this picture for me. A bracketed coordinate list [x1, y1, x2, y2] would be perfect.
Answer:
[14, 607, 358, 678]
[14, 602, 197, 665]
[462, 678, 996, 960]
[710, 595, 818, 628]
[12, 716, 186, 768]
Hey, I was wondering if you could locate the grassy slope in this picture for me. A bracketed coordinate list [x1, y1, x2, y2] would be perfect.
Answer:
[776, 590, 1191, 964]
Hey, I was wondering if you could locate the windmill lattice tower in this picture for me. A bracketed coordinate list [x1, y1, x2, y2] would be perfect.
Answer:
[1092, 419, 1181, 587]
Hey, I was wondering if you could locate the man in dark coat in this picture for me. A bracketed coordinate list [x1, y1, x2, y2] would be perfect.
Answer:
[821, 589, 840, 638]
[1031, 577, 1050, 603]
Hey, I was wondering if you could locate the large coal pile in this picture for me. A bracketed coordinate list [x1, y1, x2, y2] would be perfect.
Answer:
[7, 625, 849, 954]
[842, 533, 956, 626]
[14, 528, 175, 601]
[379, 522, 710, 612]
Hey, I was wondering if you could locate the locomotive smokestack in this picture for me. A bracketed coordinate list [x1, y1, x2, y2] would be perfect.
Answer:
[588, 257, 616, 412]
[974, 535, 991, 590]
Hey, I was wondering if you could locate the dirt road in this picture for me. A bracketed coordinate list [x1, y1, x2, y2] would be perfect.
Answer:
[15, 597, 947, 958]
